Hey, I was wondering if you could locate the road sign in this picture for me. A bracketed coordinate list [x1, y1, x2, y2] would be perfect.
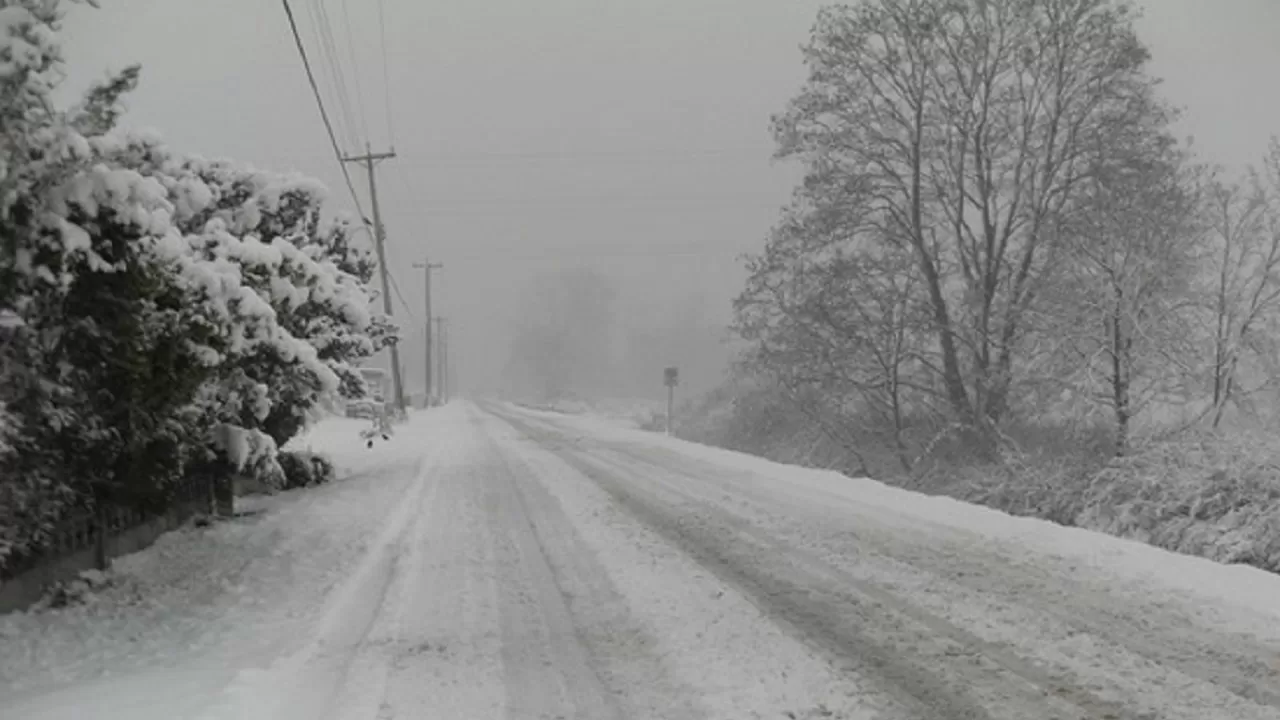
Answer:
[664, 366, 679, 387]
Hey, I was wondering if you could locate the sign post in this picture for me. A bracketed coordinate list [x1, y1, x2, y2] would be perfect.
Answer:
[663, 366, 679, 436]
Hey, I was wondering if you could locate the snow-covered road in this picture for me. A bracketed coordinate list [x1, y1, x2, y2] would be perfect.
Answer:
[6, 401, 1280, 719]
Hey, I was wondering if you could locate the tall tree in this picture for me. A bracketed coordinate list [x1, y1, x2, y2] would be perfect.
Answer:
[1039, 135, 1202, 453]
[770, 0, 1169, 440]
[736, 177, 929, 471]
[1199, 144, 1280, 427]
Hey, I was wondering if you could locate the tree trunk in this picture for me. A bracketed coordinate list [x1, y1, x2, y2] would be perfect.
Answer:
[93, 501, 109, 571]
[1110, 291, 1131, 456]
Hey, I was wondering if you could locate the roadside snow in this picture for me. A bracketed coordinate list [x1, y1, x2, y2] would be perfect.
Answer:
[0, 409, 447, 720]
[518, 396, 667, 430]
[524, 404, 1280, 646]
[483, 411, 888, 719]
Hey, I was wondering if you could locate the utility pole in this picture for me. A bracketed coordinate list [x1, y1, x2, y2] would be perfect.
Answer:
[413, 259, 442, 405]
[664, 367, 679, 436]
[342, 143, 405, 412]
[435, 316, 445, 399]
[443, 319, 453, 401]
[435, 317, 447, 404]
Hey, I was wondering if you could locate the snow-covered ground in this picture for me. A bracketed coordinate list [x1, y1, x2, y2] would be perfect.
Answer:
[5, 400, 1280, 719]
[517, 395, 667, 430]
[0, 409, 455, 720]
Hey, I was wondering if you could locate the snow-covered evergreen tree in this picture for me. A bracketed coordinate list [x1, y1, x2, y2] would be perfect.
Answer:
[0, 0, 394, 567]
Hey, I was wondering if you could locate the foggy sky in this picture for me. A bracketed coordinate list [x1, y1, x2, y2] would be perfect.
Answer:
[58, 0, 1280, 399]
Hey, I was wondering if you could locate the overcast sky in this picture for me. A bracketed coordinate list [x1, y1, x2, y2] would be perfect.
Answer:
[57, 0, 1280, 397]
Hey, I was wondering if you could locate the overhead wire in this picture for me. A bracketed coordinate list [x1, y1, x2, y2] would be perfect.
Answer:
[387, 271, 417, 322]
[377, 0, 395, 147]
[370, 0, 418, 330]
[285, 0, 424, 399]
[296, 0, 413, 328]
[280, 0, 367, 224]
[313, 0, 362, 150]
[301, 0, 352, 151]
[338, 0, 371, 146]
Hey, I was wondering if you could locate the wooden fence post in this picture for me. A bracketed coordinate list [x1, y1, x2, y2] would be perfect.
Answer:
[94, 504, 108, 571]
[213, 473, 234, 517]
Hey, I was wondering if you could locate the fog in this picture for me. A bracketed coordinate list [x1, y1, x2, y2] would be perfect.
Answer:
[58, 0, 1280, 404]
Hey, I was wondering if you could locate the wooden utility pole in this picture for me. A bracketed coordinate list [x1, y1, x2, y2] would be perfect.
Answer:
[443, 319, 450, 402]
[435, 317, 447, 404]
[342, 144, 405, 412]
[664, 367, 679, 436]
[413, 260, 442, 405]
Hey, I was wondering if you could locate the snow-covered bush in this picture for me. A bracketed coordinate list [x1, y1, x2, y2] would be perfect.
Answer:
[944, 450, 1100, 527]
[40, 567, 111, 609]
[0, 3, 213, 564]
[1077, 430, 1280, 571]
[276, 451, 335, 491]
[0, 0, 391, 569]
[168, 157, 396, 448]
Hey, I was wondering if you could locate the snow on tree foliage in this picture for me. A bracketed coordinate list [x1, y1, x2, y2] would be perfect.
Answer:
[0, 0, 393, 569]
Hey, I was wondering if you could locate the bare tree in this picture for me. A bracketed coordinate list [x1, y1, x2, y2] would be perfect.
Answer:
[771, 0, 1168, 443]
[1199, 143, 1280, 427]
[735, 176, 930, 472]
[1040, 136, 1202, 454]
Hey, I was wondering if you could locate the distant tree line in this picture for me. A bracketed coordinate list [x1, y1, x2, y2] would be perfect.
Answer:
[502, 267, 730, 402]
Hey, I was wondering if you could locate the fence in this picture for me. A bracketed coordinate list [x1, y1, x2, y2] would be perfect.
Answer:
[0, 475, 215, 613]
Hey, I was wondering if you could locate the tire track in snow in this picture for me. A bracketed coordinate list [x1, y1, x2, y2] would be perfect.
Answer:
[199, 452, 440, 720]
[593, 437, 1280, 719]
[591, 445, 1141, 720]
[482, 438, 625, 719]
[483, 414, 708, 720]
[494, 406, 1142, 720]
[375, 411, 507, 719]
[483, 405, 890, 720]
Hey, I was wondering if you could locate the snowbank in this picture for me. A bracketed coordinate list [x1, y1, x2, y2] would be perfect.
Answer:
[517, 396, 668, 431]
[1077, 430, 1280, 572]
[0, 409, 445, 713]
[531, 406, 1280, 639]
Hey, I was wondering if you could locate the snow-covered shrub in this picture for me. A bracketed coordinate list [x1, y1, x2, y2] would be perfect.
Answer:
[0, 0, 392, 570]
[946, 451, 1099, 527]
[168, 158, 396, 449]
[0, 8, 219, 564]
[40, 567, 111, 609]
[276, 451, 335, 491]
[1077, 430, 1280, 571]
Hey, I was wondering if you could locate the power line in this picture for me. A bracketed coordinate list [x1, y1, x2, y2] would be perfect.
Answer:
[313, 0, 361, 150]
[377, 0, 395, 147]
[339, 0, 371, 145]
[439, 247, 745, 261]
[280, 0, 367, 223]
[399, 148, 776, 163]
[387, 270, 416, 322]
[301, 0, 352, 150]
[392, 162, 421, 208]
[380, 198, 785, 216]
[305, 1, 346, 148]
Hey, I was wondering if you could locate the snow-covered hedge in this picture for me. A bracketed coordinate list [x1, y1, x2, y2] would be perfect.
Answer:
[276, 451, 336, 491]
[1077, 431, 1280, 571]
[0, 0, 395, 570]
[687, 378, 1280, 575]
